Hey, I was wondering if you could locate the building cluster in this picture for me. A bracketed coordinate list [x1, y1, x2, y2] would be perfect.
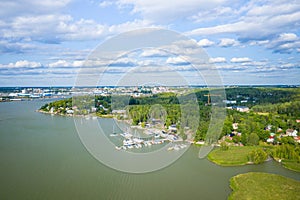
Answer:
[0, 86, 181, 102]
[266, 125, 300, 144]
[221, 121, 300, 145]
[69, 86, 180, 97]
[0, 87, 72, 101]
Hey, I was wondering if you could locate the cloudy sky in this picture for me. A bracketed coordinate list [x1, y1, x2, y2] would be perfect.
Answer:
[0, 0, 299, 86]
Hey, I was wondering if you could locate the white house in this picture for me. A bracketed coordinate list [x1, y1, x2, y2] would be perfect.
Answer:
[286, 129, 298, 137]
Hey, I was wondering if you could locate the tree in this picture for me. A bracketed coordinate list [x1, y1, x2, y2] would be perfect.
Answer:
[248, 132, 259, 146]
[248, 148, 268, 164]
[232, 135, 241, 143]
[241, 133, 248, 146]
[222, 118, 233, 137]
[257, 130, 270, 141]
[281, 136, 296, 145]
[220, 141, 229, 151]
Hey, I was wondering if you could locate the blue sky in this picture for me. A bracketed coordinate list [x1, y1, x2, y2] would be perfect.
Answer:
[0, 0, 299, 86]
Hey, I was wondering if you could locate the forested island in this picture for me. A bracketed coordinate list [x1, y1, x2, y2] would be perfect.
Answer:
[39, 86, 300, 171]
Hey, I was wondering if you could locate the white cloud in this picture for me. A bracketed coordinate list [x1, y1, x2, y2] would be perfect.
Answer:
[241, 61, 268, 67]
[116, 0, 227, 22]
[48, 60, 71, 68]
[15, 60, 41, 68]
[0, 40, 35, 53]
[48, 59, 108, 68]
[0, 0, 71, 18]
[191, 6, 235, 23]
[219, 38, 239, 47]
[0, 60, 42, 69]
[266, 33, 300, 53]
[166, 56, 190, 65]
[140, 49, 169, 57]
[197, 39, 215, 47]
[107, 19, 157, 35]
[215, 64, 246, 71]
[0, 13, 156, 43]
[99, 1, 114, 8]
[249, 40, 269, 46]
[230, 57, 251, 63]
[185, 1, 300, 53]
[209, 57, 226, 63]
[278, 33, 298, 42]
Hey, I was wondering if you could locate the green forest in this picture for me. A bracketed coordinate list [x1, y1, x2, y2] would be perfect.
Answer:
[40, 87, 300, 169]
[40, 87, 300, 144]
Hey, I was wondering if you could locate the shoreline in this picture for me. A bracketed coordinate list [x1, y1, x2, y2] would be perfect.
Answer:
[37, 109, 181, 137]
[207, 146, 270, 167]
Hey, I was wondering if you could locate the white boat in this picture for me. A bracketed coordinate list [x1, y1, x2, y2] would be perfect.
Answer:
[133, 138, 144, 144]
[120, 132, 133, 139]
[144, 141, 152, 146]
[167, 147, 174, 151]
[115, 146, 122, 150]
[173, 145, 180, 151]
[123, 139, 134, 146]
[180, 144, 187, 149]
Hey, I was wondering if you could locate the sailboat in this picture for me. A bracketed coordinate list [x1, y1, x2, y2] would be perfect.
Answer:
[109, 123, 118, 137]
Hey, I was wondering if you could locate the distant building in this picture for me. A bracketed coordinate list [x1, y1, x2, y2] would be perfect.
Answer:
[267, 133, 275, 143]
[223, 100, 237, 104]
[265, 125, 272, 131]
[231, 106, 249, 112]
[286, 129, 298, 137]
[294, 136, 300, 143]
[232, 123, 238, 130]
[66, 110, 74, 114]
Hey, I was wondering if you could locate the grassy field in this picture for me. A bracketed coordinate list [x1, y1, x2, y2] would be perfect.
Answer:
[282, 160, 300, 173]
[207, 146, 261, 166]
[229, 172, 300, 200]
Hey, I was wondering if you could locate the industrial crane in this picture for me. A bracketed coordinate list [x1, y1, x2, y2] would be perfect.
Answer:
[204, 93, 221, 105]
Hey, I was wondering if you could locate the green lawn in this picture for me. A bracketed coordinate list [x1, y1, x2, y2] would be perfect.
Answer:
[207, 146, 260, 166]
[282, 160, 300, 173]
[229, 172, 300, 200]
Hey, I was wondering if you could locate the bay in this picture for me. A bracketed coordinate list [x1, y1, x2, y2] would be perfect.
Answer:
[0, 100, 299, 200]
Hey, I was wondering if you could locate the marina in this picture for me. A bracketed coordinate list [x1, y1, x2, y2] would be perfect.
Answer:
[111, 125, 185, 151]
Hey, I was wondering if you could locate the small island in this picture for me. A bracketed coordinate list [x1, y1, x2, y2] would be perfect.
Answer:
[229, 172, 300, 200]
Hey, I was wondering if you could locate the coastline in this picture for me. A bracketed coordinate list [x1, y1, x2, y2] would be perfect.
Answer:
[207, 146, 270, 167]
[228, 172, 300, 200]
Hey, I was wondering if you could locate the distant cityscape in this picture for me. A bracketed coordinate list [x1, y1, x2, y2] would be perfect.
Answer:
[0, 86, 185, 102]
[1, 85, 299, 102]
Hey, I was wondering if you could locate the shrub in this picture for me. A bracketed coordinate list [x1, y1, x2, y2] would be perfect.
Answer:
[248, 148, 268, 164]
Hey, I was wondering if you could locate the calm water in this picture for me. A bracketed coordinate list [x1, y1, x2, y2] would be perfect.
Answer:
[0, 100, 299, 200]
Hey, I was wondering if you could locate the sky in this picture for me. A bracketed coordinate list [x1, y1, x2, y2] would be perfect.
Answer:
[0, 0, 299, 86]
